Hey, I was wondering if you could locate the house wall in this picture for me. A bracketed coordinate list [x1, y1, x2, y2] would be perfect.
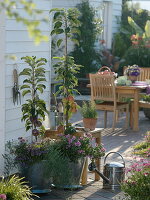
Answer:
[0, 0, 52, 175]
[0, 9, 6, 175]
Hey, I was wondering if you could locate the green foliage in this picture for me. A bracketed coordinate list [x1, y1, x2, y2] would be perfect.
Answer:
[50, 8, 82, 127]
[80, 101, 97, 119]
[19, 56, 48, 139]
[142, 94, 150, 102]
[0, 0, 48, 44]
[71, 1, 103, 77]
[0, 175, 36, 200]
[133, 131, 150, 157]
[112, 1, 150, 60]
[53, 56, 81, 97]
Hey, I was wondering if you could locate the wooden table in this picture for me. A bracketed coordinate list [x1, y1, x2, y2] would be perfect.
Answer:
[116, 86, 146, 131]
[45, 127, 103, 186]
[87, 84, 146, 132]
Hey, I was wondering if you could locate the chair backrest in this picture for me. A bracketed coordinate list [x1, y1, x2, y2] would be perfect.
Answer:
[89, 74, 116, 102]
[137, 67, 150, 81]
[123, 66, 150, 81]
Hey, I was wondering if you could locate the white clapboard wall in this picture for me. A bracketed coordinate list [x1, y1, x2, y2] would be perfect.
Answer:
[5, 0, 52, 143]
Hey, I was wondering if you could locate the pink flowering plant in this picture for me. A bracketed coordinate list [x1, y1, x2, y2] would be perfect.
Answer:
[54, 133, 105, 163]
[121, 157, 150, 200]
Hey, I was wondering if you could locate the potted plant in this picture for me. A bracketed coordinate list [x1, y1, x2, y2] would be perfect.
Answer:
[45, 133, 105, 188]
[3, 137, 55, 193]
[80, 101, 98, 130]
[3, 56, 50, 193]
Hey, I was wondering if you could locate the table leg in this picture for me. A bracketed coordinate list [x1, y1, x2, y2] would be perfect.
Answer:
[95, 136, 101, 181]
[133, 90, 139, 131]
[81, 158, 88, 185]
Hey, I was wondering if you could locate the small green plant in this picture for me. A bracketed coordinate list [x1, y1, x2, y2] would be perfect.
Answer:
[19, 56, 49, 140]
[0, 175, 36, 200]
[142, 94, 150, 102]
[133, 131, 150, 157]
[80, 101, 97, 119]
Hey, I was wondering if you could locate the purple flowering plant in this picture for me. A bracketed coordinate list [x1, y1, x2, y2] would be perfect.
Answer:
[121, 157, 150, 199]
[54, 133, 105, 163]
[5, 137, 54, 167]
[125, 64, 140, 76]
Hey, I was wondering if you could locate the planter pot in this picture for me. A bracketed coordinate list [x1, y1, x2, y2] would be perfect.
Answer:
[143, 108, 150, 119]
[53, 158, 85, 189]
[19, 161, 52, 193]
[83, 118, 97, 131]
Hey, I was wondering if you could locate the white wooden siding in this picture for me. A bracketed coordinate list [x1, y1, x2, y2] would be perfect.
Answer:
[4, 0, 52, 145]
[0, 9, 6, 176]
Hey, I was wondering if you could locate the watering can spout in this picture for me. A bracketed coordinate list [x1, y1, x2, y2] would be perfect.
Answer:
[88, 162, 110, 183]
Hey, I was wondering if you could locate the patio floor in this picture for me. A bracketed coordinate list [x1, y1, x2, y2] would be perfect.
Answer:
[35, 95, 150, 200]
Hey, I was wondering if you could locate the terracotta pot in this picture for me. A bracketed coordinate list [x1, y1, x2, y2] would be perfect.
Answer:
[83, 118, 97, 131]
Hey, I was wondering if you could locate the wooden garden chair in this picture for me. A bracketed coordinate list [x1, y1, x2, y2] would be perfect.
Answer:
[89, 74, 129, 131]
[137, 67, 150, 81]
[123, 66, 150, 81]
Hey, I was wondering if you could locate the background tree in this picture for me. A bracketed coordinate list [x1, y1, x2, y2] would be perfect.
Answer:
[71, 1, 103, 78]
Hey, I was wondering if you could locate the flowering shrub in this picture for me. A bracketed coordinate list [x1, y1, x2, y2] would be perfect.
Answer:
[54, 133, 105, 162]
[5, 137, 54, 167]
[121, 158, 150, 200]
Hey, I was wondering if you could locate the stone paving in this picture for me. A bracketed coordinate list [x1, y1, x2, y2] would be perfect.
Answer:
[35, 96, 150, 200]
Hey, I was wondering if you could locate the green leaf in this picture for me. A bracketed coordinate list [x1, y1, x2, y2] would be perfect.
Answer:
[37, 84, 46, 89]
[55, 28, 64, 34]
[128, 17, 143, 36]
[22, 90, 31, 96]
[57, 39, 63, 47]
[20, 85, 30, 90]
[145, 20, 150, 38]
[54, 21, 62, 29]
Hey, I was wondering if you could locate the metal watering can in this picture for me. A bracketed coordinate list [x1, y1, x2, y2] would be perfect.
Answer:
[88, 152, 125, 190]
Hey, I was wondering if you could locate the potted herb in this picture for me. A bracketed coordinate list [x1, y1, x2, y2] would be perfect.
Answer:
[80, 101, 98, 130]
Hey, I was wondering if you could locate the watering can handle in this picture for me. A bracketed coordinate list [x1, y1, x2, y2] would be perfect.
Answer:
[104, 152, 125, 167]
